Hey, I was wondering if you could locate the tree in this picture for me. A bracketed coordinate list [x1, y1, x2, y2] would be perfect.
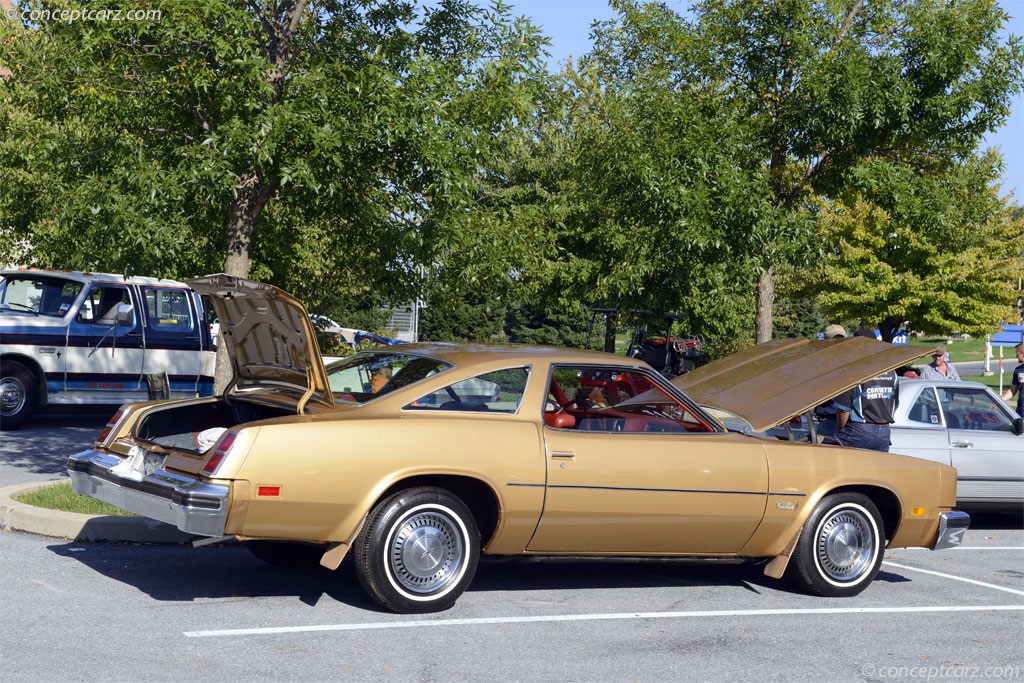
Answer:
[580, 0, 1023, 342]
[0, 0, 550, 297]
[805, 153, 1024, 340]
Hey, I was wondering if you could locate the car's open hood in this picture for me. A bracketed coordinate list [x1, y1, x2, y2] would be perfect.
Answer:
[188, 274, 334, 411]
[672, 337, 932, 432]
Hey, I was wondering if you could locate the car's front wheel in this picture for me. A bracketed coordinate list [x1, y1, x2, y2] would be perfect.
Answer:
[787, 493, 885, 597]
[354, 487, 480, 614]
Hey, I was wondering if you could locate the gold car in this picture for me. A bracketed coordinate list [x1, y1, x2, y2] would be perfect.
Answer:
[69, 276, 968, 614]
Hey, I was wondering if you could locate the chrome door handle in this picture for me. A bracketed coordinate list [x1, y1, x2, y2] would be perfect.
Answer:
[551, 451, 576, 460]
[953, 441, 973, 448]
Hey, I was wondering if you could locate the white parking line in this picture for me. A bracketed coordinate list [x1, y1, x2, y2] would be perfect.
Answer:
[882, 560, 1024, 596]
[183, 605, 1024, 638]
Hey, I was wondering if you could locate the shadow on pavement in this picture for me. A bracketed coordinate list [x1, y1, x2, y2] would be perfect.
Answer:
[46, 541, 774, 610]
[1, 410, 110, 478]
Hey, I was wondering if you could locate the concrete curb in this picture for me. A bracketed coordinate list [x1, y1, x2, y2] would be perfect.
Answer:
[0, 480, 191, 544]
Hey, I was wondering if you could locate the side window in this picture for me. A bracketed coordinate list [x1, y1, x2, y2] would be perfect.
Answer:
[76, 286, 131, 325]
[907, 388, 940, 425]
[940, 388, 1015, 432]
[406, 368, 529, 414]
[545, 365, 716, 433]
[145, 288, 194, 331]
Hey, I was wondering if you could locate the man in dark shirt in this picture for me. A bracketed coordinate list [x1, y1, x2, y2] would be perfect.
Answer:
[833, 370, 899, 452]
[1002, 342, 1024, 419]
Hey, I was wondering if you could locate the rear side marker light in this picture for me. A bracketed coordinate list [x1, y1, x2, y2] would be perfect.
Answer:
[257, 486, 281, 497]
[96, 406, 128, 444]
[202, 432, 238, 476]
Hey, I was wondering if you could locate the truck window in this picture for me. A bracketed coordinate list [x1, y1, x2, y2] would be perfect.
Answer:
[76, 286, 131, 325]
[145, 288, 194, 331]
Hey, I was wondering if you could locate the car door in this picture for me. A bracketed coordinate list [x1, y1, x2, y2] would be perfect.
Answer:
[64, 283, 145, 393]
[937, 386, 1024, 505]
[890, 385, 951, 466]
[527, 365, 769, 555]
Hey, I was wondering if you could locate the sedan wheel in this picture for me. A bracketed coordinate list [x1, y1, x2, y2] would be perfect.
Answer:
[787, 493, 884, 597]
[355, 487, 480, 614]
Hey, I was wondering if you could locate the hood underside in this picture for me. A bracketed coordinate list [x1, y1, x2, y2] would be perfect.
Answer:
[672, 337, 933, 432]
[188, 274, 333, 410]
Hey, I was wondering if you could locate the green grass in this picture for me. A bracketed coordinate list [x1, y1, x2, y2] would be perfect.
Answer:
[17, 482, 136, 517]
[907, 336, 989, 362]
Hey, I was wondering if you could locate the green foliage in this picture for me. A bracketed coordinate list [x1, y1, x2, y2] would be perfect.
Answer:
[567, 0, 1024, 341]
[504, 301, 591, 349]
[805, 154, 1024, 338]
[773, 297, 829, 340]
[0, 0, 551, 304]
[419, 283, 506, 343]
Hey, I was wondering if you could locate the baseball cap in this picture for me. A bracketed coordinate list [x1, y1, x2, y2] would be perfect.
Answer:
[824, 324, 847, 339]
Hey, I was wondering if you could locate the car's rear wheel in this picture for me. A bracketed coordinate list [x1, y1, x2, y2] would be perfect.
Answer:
[246, 540, 327, 567]
[787, 493, 884, 597]
[354, 486, 480, 614]
[0, 361, 37, 430]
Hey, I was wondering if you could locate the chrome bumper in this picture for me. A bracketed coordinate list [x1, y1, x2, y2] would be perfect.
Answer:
[931, 510, 970, 550]
[67, 449, 229, 538]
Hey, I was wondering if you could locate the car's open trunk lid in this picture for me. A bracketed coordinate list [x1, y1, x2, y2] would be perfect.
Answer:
[188, 274, 334, 411]
[672, 337, 932, 432]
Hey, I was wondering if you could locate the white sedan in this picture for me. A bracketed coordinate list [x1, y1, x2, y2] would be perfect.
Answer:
[889, 379, 1024, 510]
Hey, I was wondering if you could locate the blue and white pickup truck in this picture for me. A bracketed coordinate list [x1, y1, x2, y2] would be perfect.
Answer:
[1, 268, 215, 428]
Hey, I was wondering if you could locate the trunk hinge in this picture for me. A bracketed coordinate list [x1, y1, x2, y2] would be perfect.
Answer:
[296, 366, 316, 415]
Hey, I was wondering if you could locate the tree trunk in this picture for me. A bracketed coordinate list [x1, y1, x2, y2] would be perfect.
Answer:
[754, 265, 776, 343]
[878, 316, 903, 344]
[603, 310, 618, 354]
[209, 0, 309, 395]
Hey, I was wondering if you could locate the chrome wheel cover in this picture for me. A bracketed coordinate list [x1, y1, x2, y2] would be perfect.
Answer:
[0, 375, 27, 417]
[386, 505, 466, 597]
[813, 505, 877, 583]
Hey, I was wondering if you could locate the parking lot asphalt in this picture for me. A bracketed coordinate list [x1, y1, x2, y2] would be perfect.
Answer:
[2, 408, 1022, 682]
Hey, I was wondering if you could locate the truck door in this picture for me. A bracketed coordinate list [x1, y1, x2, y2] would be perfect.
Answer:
[64, 283, 145, 393]
[140, 286, 210, 395]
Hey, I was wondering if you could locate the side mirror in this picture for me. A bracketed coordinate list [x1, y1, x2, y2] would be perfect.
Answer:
[1014, 418, 1024, 436]
[115, 303, 135, 327]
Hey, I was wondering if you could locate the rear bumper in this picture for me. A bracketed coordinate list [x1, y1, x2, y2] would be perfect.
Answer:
[931, 510, 970, 550]
[67, 449, 229, 538]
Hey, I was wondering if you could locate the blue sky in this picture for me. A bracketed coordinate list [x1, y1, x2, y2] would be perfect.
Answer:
[507, 0, 1023, 202]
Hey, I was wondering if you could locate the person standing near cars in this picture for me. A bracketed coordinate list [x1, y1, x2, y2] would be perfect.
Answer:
[1002, 342, 1024, 419]
[920, 344, 961, 381]
[833, 328, 899, 452]
[813, 324, 848, 438]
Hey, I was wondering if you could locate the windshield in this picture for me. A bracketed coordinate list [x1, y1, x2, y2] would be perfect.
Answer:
[326, 351, 453, 404]
[0, 275, 83, 317]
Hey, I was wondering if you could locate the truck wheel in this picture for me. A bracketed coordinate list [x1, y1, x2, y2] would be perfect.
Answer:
[0, 361, 37, 430]
[354, 487, 480, 614]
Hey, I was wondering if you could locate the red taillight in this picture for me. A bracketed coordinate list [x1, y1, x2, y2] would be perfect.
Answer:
[201, 431, 237, 476]
[96, 406, 129, 444]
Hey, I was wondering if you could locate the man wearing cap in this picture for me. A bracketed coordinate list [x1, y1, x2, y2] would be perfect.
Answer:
[813, 324, 848, 438]
[920, 344, 961, 381]
[823, 324, 846, 340]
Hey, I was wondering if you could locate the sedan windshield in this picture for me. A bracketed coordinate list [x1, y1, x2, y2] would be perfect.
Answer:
[326, 351, 452, 404]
